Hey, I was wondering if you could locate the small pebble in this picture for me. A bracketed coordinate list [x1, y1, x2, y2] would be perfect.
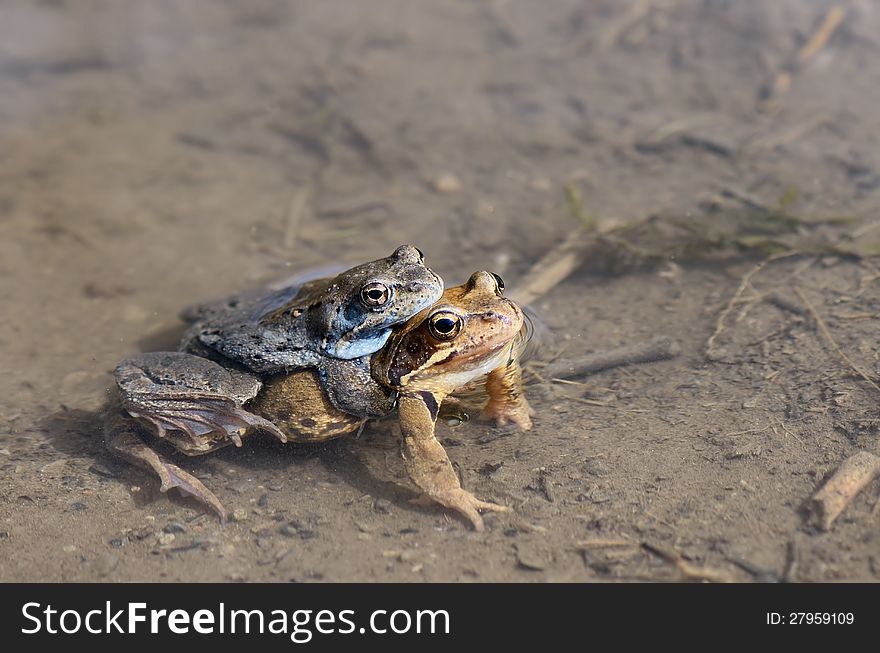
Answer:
[584, 459, 610, 477]
[157, 532, 176, 546]
[231, 508, 249, 522]
[372, 498, 392, 514]
[515, 544, 550, 571]
[131, 526, 154, 541]
[433, 172, 462, 193]
[529, 177, 552, 191]
[279, 523, 299, 537]
[251, 523, 276, 538]
[109, 539, 124, 548]
[62, 545, 76, 554]
[257, 493, 269, 507]
[88, 463, 116, 479]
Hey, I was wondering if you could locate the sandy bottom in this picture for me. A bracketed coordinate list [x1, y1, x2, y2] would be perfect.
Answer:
[2, 0, 879, 581]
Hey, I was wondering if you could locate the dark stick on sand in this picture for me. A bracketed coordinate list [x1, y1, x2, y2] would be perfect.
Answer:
[541, 336, 681, 380]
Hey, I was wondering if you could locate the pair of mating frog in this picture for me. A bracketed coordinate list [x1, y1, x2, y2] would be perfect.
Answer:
[106, 246, 532, 530]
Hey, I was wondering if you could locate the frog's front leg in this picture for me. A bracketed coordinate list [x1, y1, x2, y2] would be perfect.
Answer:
[321, 356, 397, 418]
[481, 358, 533, 430]
[114, 352, 286, 449]
[104, 401, 228, 520]
[397, 392, 510, 531]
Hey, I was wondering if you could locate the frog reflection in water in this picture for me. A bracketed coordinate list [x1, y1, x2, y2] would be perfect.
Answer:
[108, 266, 532, 529]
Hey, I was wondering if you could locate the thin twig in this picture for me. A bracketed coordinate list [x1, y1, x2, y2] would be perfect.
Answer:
[794, 287, 880, 395]
[798, 6, 847, 64]
[809, 451, 880, 530]
[596, 0, 654, 52]
[542, 336, 680, 380]
[510, 228, 594, 306]
[641, 543, 736, 583]
[706, 252, 801, 360]
[760, 6, 846, 113]
[772, 416, 807, 452]
[747, 115, 829, 151]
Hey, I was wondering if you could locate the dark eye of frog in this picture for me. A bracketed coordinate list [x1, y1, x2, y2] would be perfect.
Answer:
[360, 282, 392, 308]
[491, 273, 505, 294]
[428, 311, 463, 340]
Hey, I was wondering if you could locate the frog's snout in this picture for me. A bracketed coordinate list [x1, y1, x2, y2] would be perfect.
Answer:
[405, 280, 430, 293]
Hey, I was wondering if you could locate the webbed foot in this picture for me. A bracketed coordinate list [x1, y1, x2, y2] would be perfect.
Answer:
[104, 407, 227, 520]
[482, 360, 533, 430]
[481, 398, 534, 430]
[115, 352, 286, 453]
[397, 392, 512, 531]
[411, 490, 510, 531]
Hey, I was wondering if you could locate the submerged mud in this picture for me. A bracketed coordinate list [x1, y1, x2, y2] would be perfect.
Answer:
[1, 0, 879, 581]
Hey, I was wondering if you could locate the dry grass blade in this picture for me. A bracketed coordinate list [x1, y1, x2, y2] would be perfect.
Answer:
[641, 543, 736, 583]
[706, 251, 801, 360]
[760, 5, 846, 113]
[596, 0, 654, 52]
[793, 287, 880, 395]
[798, 6, 847, 64]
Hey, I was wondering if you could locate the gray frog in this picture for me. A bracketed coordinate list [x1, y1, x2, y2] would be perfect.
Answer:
[105, 245, 443, 518]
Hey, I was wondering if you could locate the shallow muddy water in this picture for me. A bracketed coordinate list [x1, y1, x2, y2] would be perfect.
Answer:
[2, 0, 879, 581]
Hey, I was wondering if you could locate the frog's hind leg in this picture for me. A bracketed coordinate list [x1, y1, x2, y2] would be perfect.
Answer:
[114, 352, 287, 449]
[104, 406, 228, 521]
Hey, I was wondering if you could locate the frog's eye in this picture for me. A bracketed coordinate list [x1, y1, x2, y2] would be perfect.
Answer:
[360, 282, 392, 308]
[428, 311, 463, 340]
[491, 273, 505, 294]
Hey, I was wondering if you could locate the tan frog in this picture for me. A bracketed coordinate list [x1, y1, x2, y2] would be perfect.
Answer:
[257, 270, 533, 530]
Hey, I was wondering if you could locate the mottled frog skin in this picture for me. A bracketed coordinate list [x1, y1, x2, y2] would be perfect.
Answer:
[106, 266, 532, 530]
[182, 244, 443, 369]
[105, 246, 442, 518]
